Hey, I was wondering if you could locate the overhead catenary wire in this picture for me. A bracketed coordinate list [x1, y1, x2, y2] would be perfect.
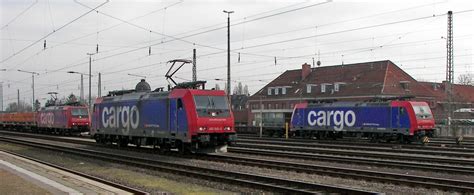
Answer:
[4, 0, 436, 77]
[5, 33, 472, 97]
[3, 2, 472, 104]
[0, 0, 38, 31]
[234, 9, 473, 51]
[0, 0, 110, 64]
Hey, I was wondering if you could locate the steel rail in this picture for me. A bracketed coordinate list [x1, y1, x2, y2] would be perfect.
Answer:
[1, 131, 473, 175]
[236, 138, 474, 158]
[237, 134, 474, 149]
[228, 147, 474, 175]
[0, 136, 378, 195]
[201, 153, 474, 192]
[232, 143, 474, 167]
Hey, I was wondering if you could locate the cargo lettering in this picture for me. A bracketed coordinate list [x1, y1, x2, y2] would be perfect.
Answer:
[40, 112, 54, 126]
[102, 106, 140, 131]
[307, 110, 356, 131]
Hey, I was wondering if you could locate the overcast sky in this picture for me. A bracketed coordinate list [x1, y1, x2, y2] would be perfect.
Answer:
[1, 0, 473, 107]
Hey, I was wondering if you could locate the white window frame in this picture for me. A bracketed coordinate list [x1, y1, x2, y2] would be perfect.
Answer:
[275, 87, 279, 95]
[267, 87, 272, 95]
[282, 87, 286, 95]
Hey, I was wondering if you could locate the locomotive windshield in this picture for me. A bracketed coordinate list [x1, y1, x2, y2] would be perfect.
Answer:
[413, 105, 433, 119]
[71, 108, 89, 118]
[194, 95, 230, 117]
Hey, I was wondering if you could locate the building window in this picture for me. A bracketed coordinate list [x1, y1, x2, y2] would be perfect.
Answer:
[275, 87, 279, 95]
[267, 87, 272, 95]
[267, 104, 272, 109]
[321, 85, 326, 93]
[275, 103, 279, 109]
[282, 87, 286, 95]
[334, 83, 340, 92]
[400, 81, 410, 91]
[290, 103, 294, 109]
[306, 84, 312, 93]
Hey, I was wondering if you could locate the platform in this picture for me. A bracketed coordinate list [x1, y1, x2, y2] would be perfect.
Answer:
[0, 151, 133, 195]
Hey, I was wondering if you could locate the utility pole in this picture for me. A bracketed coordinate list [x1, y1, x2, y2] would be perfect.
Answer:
[223, 10, 234, 96]
[81, 74, 84, 101]
[0, 69, 4, 111]
[260, 95, 263, 138]
[87, 53, 95, 108]
[192, 48, 196, 82]
[17, 69, 39, 110]
[67, 71, 91, 103]
[17, 89, 20, 110]
[98, 72, 101, 97]
[446, 10, 454, 135]
[0, 82, 3, 111]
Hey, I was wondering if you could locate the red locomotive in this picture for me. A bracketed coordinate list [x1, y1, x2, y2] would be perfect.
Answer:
[0, 104, 90, 135]
[36, 105, 90, 134]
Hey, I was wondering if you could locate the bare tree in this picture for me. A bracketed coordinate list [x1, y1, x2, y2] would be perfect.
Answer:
[233, 82, 244, 95]
[6, 101, 32, 112]
[34, 99, 41, 111]
[243, 85, 249, 95]
[457, 73, 473, 85]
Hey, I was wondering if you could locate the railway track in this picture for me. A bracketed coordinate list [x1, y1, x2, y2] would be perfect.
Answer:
[236, 138, 474, 158]
[228, 147, 474, 175]
[238, 134, 474, 148]
[233, 142, 474, 167]
[0, 135, 378, 194]
[0, 149, 149, 195]
[2, 131, 474, 174]
[201, 153, 474, 192]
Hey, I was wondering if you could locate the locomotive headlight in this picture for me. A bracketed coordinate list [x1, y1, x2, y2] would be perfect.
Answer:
[224, 126, 231, 131]
[198, 127, 207, 131]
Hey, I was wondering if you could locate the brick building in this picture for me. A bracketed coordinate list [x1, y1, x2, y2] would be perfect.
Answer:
[247, 60, 474, 127]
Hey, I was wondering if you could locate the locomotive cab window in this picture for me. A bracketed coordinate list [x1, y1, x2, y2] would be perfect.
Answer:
[177, 98, 183, 110]
[194, 95, 230, 117]
[71, 108, 89, 118]
[413, 105, 433, 119]
[398, 107, 406, 115]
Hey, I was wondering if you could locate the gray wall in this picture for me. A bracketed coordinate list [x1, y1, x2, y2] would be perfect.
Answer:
[434, 125, 474, 137]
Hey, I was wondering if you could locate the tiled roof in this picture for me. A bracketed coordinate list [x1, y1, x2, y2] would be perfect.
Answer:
[250, 60, 434, 101]
[418, 82, 474, 103]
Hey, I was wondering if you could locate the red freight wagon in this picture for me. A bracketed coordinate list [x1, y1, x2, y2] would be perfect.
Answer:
[0, 112, 36, 129]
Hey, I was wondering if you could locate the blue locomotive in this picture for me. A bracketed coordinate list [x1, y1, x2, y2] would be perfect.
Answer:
[91, 78, 236, 153]
[291, 100, 435, 143]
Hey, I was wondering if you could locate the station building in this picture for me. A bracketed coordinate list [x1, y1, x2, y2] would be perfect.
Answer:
[246, 60, 474, 128]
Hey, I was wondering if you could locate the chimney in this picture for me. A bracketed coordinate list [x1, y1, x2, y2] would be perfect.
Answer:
[301, 63, 311, 80]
